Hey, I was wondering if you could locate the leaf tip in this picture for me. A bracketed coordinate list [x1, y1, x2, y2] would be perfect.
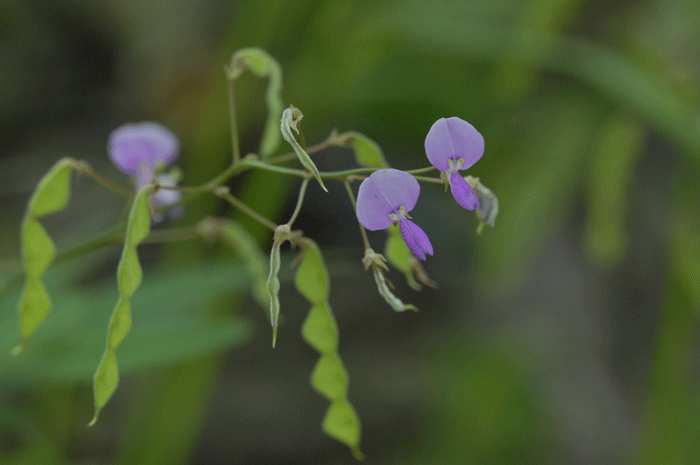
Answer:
[87, 411, 100, 427]
[351, 447, 365, 461]
[272, 327, 278, 348]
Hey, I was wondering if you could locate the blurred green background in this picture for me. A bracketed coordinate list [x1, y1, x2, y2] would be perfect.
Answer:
[2, 0, 700, 463]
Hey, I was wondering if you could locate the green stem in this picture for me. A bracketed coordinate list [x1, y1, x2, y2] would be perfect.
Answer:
[344, 180, 371, 250]
[286, 177, 311, 227]
[227, 78, 241, 164]
[216, 190, 277, 231]
[75, 162, 132, 197]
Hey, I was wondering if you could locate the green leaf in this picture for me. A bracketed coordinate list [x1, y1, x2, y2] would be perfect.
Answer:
[227, 48, 283, 157]
[1, 261, 253, 381]
[294, 240, 329, 303]
[322, 401, 364, 460]
[21, 218, 56, 279]
[28, 158, 74, 218]
[117, 248, 143, 297]
[301, 303, 338, 354]
[332, 131, 388, 168]
[126, 188, 152, 245]
[106, 298, 131, 350]
[17, 279, 50, 340]
[280, 106, 327, 192]
[311, 353, 348, 401]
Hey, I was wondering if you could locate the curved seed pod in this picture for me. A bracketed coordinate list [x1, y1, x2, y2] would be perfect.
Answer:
[14, 158, 76, 354]
[89, 186, 152, 426]
[281, 106, 327, 192]
[226, 48, 283, 157]
[295, 238, 363, 459]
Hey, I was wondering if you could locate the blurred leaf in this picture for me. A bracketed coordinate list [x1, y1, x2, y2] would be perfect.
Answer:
[227, 47, 284, 157]
[17, 278, 50, 343]
[0, 261, 253, 382]
[585, 113, 643, 268]
[332, 131, 389, 168]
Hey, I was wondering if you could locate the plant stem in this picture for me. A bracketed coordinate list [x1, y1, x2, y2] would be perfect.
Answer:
[75, 163, 132, 197]
[227, 78, 241, 164]
[216, 190, 277, 231]
[344, 180, 371, 250]
[286, 177, 310, 227]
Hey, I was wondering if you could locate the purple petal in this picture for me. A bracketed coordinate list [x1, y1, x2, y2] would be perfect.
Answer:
[399, 218, 433, 260]
[450, 172, 480, 211]
[425, 117, 484, 171]
[108, 122, 179, 176]
[356, 169, 419, 231]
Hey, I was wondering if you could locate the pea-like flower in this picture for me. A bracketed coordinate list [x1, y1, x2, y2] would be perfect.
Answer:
[424, 117, 484, 211]
[108, 121, 179, 188]
[108, 121, 182, 222]
[356, 169, 433, 260]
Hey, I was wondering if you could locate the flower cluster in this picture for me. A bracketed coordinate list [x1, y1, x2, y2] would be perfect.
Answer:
[108, 121, 183, 222]
[356, 117, 485, 260]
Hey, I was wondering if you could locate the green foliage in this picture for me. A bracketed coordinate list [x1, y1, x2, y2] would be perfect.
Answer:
[266, 237, 283, 348]
[226, 47, 283, 157]
[14, 158, 76, 352]
[90, 187, 152, 426]
[280, 106, 327, 192]
[331, 131, 389, 168]
[585, 113, 643, 268]
[296, 238, 363, 459]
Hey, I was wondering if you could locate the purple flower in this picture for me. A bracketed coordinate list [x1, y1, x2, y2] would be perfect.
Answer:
[108, 121, 179, 188]
[356, 169, 433, 260]
[424, 117, 484, 211]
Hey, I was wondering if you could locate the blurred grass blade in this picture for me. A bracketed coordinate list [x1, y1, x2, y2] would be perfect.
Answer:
[296, 238, 363, 458]
[90, 186, 152, 426]
[226, 47, 283, 157]
[584, 113, 643, 268]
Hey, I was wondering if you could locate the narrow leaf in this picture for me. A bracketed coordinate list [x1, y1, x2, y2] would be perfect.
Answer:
[28, 158, 74, 217]
[281, 106, 327, 192]
[332, 131, 389, 168]
[227, 48, 283, 157]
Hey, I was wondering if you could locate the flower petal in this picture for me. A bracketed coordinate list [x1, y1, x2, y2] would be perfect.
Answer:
[356, 169, 419, 231]
[399, 218, 433, 260]
[108, 122, 179, 176]
[450, 171, 480, 211]
[425, 117, 484, 171]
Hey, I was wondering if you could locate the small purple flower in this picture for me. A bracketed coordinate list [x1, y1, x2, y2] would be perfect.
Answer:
[356, 169, 433, 260]
[425, 117, 484, 211]
[108, 121, 179, 188]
